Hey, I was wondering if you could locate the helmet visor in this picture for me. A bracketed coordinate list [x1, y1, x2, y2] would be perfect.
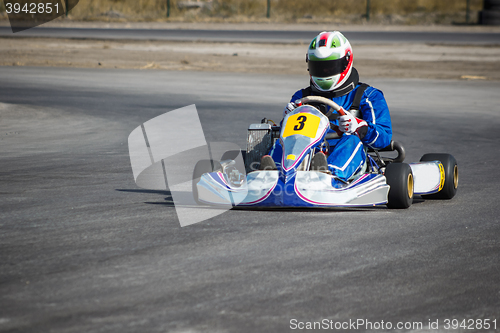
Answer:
[308, 56, 349, 78]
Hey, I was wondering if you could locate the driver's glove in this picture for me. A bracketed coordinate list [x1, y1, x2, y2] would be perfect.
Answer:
[283, 102, 297, 117]
[338, 112, 368, 138]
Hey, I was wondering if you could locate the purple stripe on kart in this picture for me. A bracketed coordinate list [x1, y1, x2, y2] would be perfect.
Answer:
[239, 180, 278, 205]
[208, 172, 231, 190]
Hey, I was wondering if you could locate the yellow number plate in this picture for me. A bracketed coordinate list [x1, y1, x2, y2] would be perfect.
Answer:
[282, 113, 321, 139]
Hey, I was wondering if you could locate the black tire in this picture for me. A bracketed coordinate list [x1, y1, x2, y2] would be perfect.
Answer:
[192, 159, 222, 204]
[385, 163, 414, 209]
[420, 153, 458, 200]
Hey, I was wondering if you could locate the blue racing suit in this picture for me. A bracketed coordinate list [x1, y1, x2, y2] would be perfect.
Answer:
[269, 83, 392, 182]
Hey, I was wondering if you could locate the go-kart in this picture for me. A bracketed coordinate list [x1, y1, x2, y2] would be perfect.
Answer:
[193, 96, 458, 209]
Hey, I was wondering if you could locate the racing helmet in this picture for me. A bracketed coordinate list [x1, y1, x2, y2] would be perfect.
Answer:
[307, 31, 353, 92]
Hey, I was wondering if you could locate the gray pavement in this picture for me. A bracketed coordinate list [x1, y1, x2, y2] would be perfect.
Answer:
[0, 67, 499, 332]
[2, 26, 500, 45]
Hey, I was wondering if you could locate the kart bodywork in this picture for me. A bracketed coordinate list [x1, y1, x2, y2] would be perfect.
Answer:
[194, 97, 458, 209]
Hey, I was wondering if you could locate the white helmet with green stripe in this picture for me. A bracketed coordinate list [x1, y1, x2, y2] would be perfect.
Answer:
[307, 31, 353, 92]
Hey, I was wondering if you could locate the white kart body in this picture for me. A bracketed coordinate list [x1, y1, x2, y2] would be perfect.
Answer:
[195, 105, 446, 208]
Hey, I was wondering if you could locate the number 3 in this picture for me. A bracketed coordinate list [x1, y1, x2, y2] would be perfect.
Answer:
[294, 115, 307, 131]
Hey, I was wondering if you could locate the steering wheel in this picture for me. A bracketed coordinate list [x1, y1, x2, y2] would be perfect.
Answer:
[296, 96, 346, 118]
[296, 95, 346, 140]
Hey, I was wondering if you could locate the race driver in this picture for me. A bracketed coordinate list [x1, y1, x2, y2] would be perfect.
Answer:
[264, 31, 393, 185]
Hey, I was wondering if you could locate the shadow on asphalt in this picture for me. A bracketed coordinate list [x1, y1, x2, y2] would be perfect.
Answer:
[116, 188, 175, 206]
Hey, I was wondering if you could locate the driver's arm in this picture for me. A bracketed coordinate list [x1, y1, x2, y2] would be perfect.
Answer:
[359, 87, 393, 149]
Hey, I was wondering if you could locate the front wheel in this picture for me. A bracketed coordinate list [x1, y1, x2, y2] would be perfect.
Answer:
[420, 153, 458, 199]
[192, 159, 222, 204]
[385, 163, 414, 209]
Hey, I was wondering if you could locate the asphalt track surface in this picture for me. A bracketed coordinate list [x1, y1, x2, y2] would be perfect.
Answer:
[1, 26, 500, 44]
[1, 66, 500, 332]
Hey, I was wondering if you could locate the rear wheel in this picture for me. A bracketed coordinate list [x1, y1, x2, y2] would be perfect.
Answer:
[192, 159, 222, 204]
[420, 153, 458, 199]
[385, 163, 414, 209]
